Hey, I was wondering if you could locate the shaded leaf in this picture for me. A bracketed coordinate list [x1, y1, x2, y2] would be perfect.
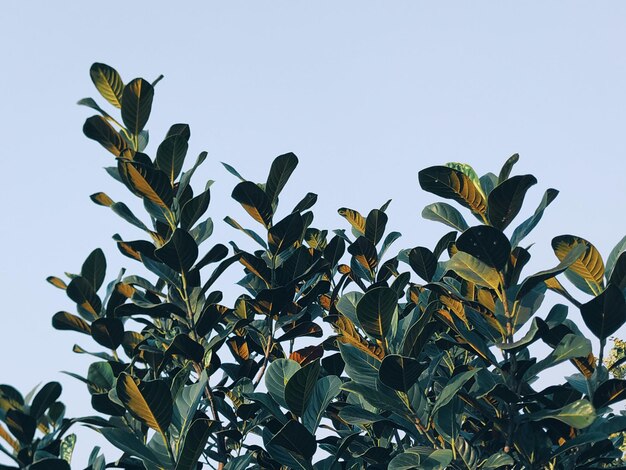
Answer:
[30, 382, 62, 420]
[232, 181, 273, 227]
[418, 166, 487, 216]
[268, 213, 303, 255]
[580, 284, 626, 341]
[421, 202, 469, 232]
[285, 361, 321, 416]
[119, 161, 173, 209]
[409, 247, 437, 282]
[121, 78, 154, 135]
[302, 375, 341, 433]
[487, 174, 537, 230]
[175, 418, 217, 470]
[265, 152, 298, 204]
[155, 229, 198, 273]
[181, 186, 211, 230]
[379, 355, 426, 392]
[593, 379, 626, 409]
[356, 287, 397, 341]
[269, 419, 317, 460]
[348, 236, 378, 279]
[91, 318, 124, 349]
[510, 188, 559, 248]
[156, 134, 188, 183]
[265, 359, 300, 409]
[497, 153, 519, 183]
[116, 373, 172, 435]
[456, 225, 511, 271]
[52, 311, 91, 335]
[81, 248, 106, 291]
[83, 115, 126, 156]
[66, 277, 101, 321]
[365, 209, 388, 245]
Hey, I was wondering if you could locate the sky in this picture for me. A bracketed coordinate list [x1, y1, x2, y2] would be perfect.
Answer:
[1, 1, 625, 466]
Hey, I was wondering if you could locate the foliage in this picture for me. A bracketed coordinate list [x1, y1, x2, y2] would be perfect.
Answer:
[1, 63, 626, 469]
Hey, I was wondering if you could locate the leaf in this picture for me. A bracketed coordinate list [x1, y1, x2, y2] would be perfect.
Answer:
[365, 209, 388, 245]
[90, 318, 124, 349]
[165, 334, 205, 363]
[431, 369, 479, 416]
[52, 311, 91, 335]
[265, 152, 298, 204]
[593, 379, 626, 409]
[268, 419, 317, 460]
[338, 207, 366, 235]
[181, 186, 211, 230]
[552, 235, 605, 296]
[529, 398, 596, 429]
[447, 252, 501, 291]
[83, 115, 126, 156]
[348, 236, 378, 279]
[66, 277, 101, 321]
[121, 78, 154, 135]
[418, 166, 487, 216]
[156, 134, 188, 183]
[609, 251, 626, 290]
[46, 276, 67, 290]
[408, 247, 437, 282]
[388, 450, 421, 470]
[89, 63, 124, 108]
[456, 225, 511, 271]
[28, 459, 71, 470]
[510, 188, 559, 248]
[231, 181, 273, 227]
[172, 371, 209, 440]
[116, 373, 172, 435]
[265, 359, 301, 409]
[580, 284, 626, 341]
[606, 235, 626, 281]
[445, 162, 485, 198]
[30, 382, 62, 419]
[302, 375, 341, 433]
[379, 355, 426, 392]
[268, 213, 304, 255]
[356, 287, 397, 341]
[497, 153, 519, 183]
[155, 229, 198, 273]
[481, 452, 514, 469]
[284, 361, 320, 416]
[119, 161, 174, 209]
[292, 192, 317, 213]
[339, 343, 381, 389]
[487, 174, 537, 230]
[421, 202, 469, 232]
[323, 236, 345, 268]
[99, 427, 162, 466]
[175, 418, 217, 470]
[5, 409, 35, 444]
[81, 248, 106, 291]
[516, 243, 587, 300]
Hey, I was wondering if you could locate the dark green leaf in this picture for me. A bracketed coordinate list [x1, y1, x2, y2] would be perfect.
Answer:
[487, 174, 537, 230]
[409, 247, 437, 282]
[99, 427, 162, 466]
[175, 418, 217, 470]
[89, 63, 124, 108]
[497, 153, 519, 183]
[266, 359, 300, 409]
[323, 236, 345, 268]
[421, 202, 469, 232]
[418, 166, 487, 216]
[67, 276, 101, 321]
[364, 209, 388, 245]
[339, 343, 381, 389]
[510, 188, 559, 247]
[528, 398, 595, 429]
[30, 382, 61, 419]
[155, 229, 198, 273]
[121, 78, 154, 135]
[116, 373, 172, 435]
[580, 284, 626, 341]
[356, 287, 397, 341]
[28, 459, 70, 470]
[292, 192, 317, 213]
[91, 318, 124, 349]
[165, 334, 205, 363]
[284, 361, 320, 416]
[181, 185, 211, 230]
[5, 409, 35, 444]
[81, 248, 106, 291]
[609, 251, 626, 289]
[379, 355, 426, 392]
[269, 419, 317, 460]
[593, 379, 626, 409]
[456, 225, 511, 271]
[83, 115, 126, 156]
[265, 152, 298, 204]
[268, 213, 304, 255]
[156, 134, 188, 183]
[52, 311, 91, 335]
[348, 236, 378, 279]
[431, 369, 479, 416]
[232, 181, 273, 227]
[302, 375, 341, 433]
[119, 161, 174, 209]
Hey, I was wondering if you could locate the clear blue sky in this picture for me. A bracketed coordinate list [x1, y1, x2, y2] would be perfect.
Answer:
[1, 2, 625, 466]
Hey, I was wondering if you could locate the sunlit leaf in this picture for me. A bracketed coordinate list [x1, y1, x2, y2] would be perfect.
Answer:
[232, 181, 273, 227]
[89, 63, 124, 108]
[121, 78, 154, 135]
[418, 166, 487, 216]
[116, 373, 172, 436]
[552, 235, 605, 295]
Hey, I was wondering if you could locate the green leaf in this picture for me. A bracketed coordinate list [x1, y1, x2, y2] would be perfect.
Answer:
[156, 134, 188, 183]
[302, 375, 341, 433]
[339, 343, 381, 389]
[89, 63, 124, 108]
[116, 373, 173, 436]
[364, 209, 388, 245]
[292, 192, 317, 213]
[181, 185, 211, 230]
[445, 162, 485, 198]
[119, 161, 174, 210]
[90, 318, 124, 349]
[265, 152, 298, 204]
[141, 255, 181, 288]
[408, 247, 437, 282]
[155, 229, 198, 273]
[510, 188, 559, 248]
[99, 427, 162, 466]
[593, 378, 626, 409]
[265, 359, 301, 409]
[456, 225, 511, 271]
[388, 449, 421, 470]
[121, 78, 154, 135]
[580, 284, 626, 341]
[81, 248, 106, 291]
[224, 216, 267, 248]
[323, 235, 345, 268]
[232, 181, 273, 227]
[28, 459, 71, 470]
[52, 311, 91, 335]
[487, 174, 537, 230]
[379, 354, 426, 392]
[529, 398, 596, 429]
[83, 115, 126, 156]
[606, 235, 626, 281]
[497, 153, 519, 183]
[552, 235, 605, 295]
[165, 334, 205, 363]
[525, 334, 592, 378]
[66, 277, 101, 321]
[268, 419, 317, 460]
[348, 236, 378, 280]
[175, 418, 217, 470]
[431, 369, 479, 417]
[418, 166, 487, 216]
[447, 252, 501, 291]
[421, 202, 469, 232]
[481, 452, 514, 469]
[338, 207, 366, 235]
[284, 361, 320, 416]
[5, 409, 35, 444]
[30, 382, 61, 419]
[356, 287, 397, 341]
[268, 213, 304, 255]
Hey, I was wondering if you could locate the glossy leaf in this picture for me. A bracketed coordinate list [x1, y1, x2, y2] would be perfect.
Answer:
[510, 188, 559, 247]
[116, 373, 172, 435]
[181, 185, 211, 230]
[175, 418, 217, 470]
[268, 419, 317, 460]
[232, 181, 273, 227]
[66, 277, 101, 321]
[156, 134, 188, 183]
[81, 248, 106, 291]
[121, 78, 154, 135]
[497, 153, 519, 183]
[89, 62, 123, 108]
[421, 202, 469, 232]
[30, 381, 62, 419]
[431, 369, 479, 416]
[606, 235, 626, 281]
[348, 236, 378, 279]
[529, 399, 595, 429]
[379, 355, 426, 392]
[265, 152, 298, 204]
[155, 229, 198, 273]
[609, 251, 626, 289]
[119, 161, 173, 209]
[580, 284, 626, 341]
[487, 174, 537, 230]
[447, 252, 500, 291]
[265, 359, 300, 409]
[552, 235, 605, 295]
[284, 361, 320, 416]
[52, 311, 91, 335]
[356, 287, 397, 341]
[268, 212, 303, 255]
[418, 166, 487, 216]
[365, 209, 388, 245]
[456, 225, 511, 271]
[408, 247, 437, 282]
[90, 318, 124, 349]
[302, 375, 342, 433]
[593, 379, 626, 409]
[83, 115, 126, 156]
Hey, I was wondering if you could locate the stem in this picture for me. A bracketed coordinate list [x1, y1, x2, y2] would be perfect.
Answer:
[162, 431, 176, 464]
[253, 318, 274, 387]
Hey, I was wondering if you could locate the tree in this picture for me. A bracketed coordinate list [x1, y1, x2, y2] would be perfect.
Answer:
[1, 63, 626, 469]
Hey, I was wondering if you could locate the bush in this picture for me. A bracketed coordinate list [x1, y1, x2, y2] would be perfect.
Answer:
[1, 63, 626, 470]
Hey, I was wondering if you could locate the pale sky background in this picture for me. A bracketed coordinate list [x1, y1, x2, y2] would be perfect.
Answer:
[1, 2, 626, 467]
